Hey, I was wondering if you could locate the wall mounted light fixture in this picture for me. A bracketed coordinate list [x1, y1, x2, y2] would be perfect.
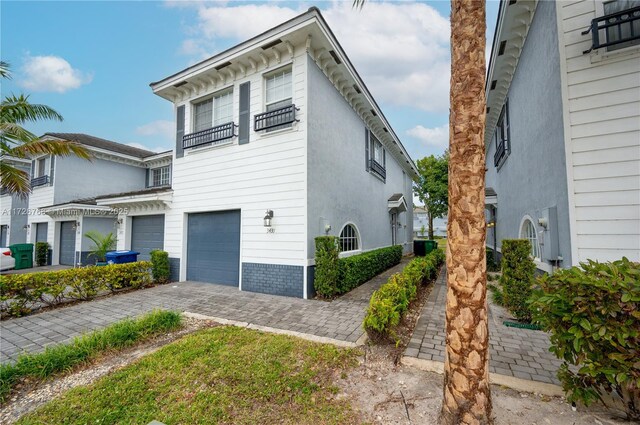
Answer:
[263, 210, 274, 227]
[23, 224, 30, 230]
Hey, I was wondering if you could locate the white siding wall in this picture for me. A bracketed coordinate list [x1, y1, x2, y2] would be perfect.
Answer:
[0, 195, 11, 229]
[167, 44, 308, 280]
[558, 0, 640, 263]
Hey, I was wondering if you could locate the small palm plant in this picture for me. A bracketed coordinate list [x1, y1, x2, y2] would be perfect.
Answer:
[84, 231, 116, 264]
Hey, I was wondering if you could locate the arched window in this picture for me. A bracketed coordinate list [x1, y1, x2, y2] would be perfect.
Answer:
[339, 224, 359, 252]
[520, 217, 540, 259]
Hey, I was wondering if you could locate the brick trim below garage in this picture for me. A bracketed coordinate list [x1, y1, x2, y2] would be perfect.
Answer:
[241, 263, 304, 298]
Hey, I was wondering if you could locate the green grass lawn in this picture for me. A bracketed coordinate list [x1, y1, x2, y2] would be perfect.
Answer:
[17, 327, 361, 425]
[437, 238, 447, 250]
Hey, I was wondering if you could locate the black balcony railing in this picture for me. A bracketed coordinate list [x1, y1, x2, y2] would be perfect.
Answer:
[254, 104, 298, 131]
[582, 6, 640, 53]
[494, 139, 507, 168]
[0, 187, 9, 196]
[369, 159, 386, 180]
[183, 122, 236, 149]
[31, 175, 49, 188]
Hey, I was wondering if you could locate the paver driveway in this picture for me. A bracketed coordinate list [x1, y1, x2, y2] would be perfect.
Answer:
[1, 260, 407, 364]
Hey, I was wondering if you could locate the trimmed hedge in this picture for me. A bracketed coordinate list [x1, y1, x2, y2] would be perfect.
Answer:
[0, 261, 153, 317]
[338, 245, 403, 294]
[150, 250, 171, 283]
[500, 239, 536, 322]
[314, 236, 341, 298]
[364, 249, 445, 340]
[530, 258, 640, 421]
[35, 242, 49, 267]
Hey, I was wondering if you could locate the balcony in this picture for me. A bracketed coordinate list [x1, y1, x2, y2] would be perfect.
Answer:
[582, 6, 640, 53]
[30, 175, 50, 188]
[183, 122, 235, 149]
[369, 159, 386, 180]
[254, 104, 298, 131]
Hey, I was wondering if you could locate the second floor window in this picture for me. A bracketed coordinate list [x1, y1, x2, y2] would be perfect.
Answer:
[263, 67, 293, 131]
[193, 89, 234, 132]
[150, 166, 170, 187]
[603, 0, 640, 51]
[493, 101, 510, 169]
[36, 157, 47, 177]
[367, 132, 386, 180]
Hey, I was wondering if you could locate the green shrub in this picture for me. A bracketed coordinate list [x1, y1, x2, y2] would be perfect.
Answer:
[486, 248, 499, 272]
[0, 310, 182, 402]
[314, 236, 340, 298]
[150, 250, 170, 283]
[364, 249, 445, 340]
[35, 242, 49, 267]
[529, 258, 640, 421]
[500, 239, 535, 322]
[488, 283, 504, 306]
[0, 261, 153, 317]
[338, 245, 403, 294]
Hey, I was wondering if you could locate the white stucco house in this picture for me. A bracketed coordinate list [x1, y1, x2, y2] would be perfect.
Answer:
[484, 0, 639, 273]
[144, 7, 417, 298]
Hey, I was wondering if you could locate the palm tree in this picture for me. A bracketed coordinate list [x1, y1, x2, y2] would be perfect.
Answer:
[0, 61, 91, 196]
[84, 230, 116, 264]
[440, 1, 492, 424]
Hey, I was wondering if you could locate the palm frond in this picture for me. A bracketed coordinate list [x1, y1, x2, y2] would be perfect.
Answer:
[1, 94, 64, 124]
[353, 0, 365, 10]
[0, 61, 10, 79]
[10, 140, 93, 160]
[0, 122, 37, 146]
[0, 161, 30, 198]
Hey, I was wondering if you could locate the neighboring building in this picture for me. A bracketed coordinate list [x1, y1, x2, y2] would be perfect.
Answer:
[0, 156, 31, 246]
[25, 133, 172, 265]
[149, 7, 417, 298]
[413, 206, 447, 238]
[485, 0, 640, 272]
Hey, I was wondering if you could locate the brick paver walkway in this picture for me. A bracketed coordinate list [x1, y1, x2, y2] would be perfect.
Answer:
[1, 259, 408, 364]
[405, 267, 563, 385]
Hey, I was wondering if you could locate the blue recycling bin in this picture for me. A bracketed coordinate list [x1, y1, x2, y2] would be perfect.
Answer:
[105, 250, 140, 265]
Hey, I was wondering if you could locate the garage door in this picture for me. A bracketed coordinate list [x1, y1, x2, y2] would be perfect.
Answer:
[187, 210, 240, 286]
[131, 215, 165, 261]
[59, 221, 76, 265]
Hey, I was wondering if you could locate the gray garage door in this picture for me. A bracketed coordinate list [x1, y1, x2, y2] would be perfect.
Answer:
[36, 222, 48, 243]
[131, 215, 165, 261]
[187, 210, 240, 286]
[59, 221, 76, 265]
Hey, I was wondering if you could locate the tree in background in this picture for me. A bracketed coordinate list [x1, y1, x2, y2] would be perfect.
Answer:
[441, 0, 492, 423]
[414, 152, 449, 239]
[0, 61, 90, 197]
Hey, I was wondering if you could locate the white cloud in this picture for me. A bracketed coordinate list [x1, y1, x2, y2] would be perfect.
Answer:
[407, 124, 449, 148]
[173, 1, 451, 112]
[20, 55, 92, 93]
[135, 120, 175, 140]
[126, 142, 169, 153]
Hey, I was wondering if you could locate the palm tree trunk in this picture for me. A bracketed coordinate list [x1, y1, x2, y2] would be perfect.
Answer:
[440, 0, 492, 424]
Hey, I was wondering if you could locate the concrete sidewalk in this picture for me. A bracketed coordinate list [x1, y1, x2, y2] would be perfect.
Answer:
[1, 259, 408, 364]
[405, 267, 563, 386]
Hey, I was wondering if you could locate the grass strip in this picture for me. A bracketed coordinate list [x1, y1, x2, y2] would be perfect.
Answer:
[16, 326, 360, 425]
[0, 310, 182, 402]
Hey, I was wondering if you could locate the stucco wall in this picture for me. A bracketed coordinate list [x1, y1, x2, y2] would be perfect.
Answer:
[306, 55, 413, 259]
[485, 0, 572, 268]
[54, 156, 146, 204]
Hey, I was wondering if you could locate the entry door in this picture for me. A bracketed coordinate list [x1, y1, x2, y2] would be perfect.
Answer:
[0, 225, 7, 246]
[36, 222, 48, 243]
[59, 221, 76, 265]
[391, 213, 397, 245]
[187, 210, 241, 286]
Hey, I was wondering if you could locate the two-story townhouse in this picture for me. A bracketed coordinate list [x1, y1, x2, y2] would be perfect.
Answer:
[149, 7, 418, 298]
[26, 133, 172, 265]
[0, 156, 31, 246]
[484, 0, 640, 273]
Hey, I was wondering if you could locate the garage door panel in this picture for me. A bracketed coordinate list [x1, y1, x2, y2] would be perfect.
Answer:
[131, 215, 165, 261]
[187, 210, 240, 286]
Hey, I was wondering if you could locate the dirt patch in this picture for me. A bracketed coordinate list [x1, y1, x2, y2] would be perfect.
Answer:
[338, 344, 631, 424]
[0, 316, 218, 424]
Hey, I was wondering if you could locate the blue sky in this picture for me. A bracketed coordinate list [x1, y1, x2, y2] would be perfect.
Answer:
[1, 1, 499, 159]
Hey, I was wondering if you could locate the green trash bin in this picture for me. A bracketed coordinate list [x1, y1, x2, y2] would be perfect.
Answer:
[9, 243, 34, 270]
[425, 240, 438, 254]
